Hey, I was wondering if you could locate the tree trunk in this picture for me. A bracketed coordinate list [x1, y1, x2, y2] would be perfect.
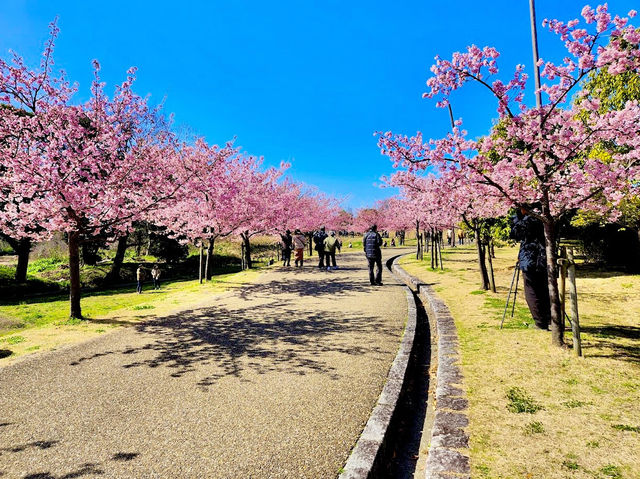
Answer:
[415, 221, 421, 260]
[438, 231, 444, 270]
[542, 218, 564, 347]
[307, 233, 313, 256]
[14, 238, 31, 283]
[475, 226, 490, 290]
[242, 232, 252, 269]
[68, 232, 83, 319]
[106, 235, 128, 283]
[486, 238, 496, 293]
[205, 237, 215, 281]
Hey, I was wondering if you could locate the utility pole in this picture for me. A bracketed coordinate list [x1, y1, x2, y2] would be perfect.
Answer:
[529, 0, 543, 108]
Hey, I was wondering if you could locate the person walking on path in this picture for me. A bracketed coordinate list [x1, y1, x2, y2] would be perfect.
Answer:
[151, 264, 161, 290]
[293, 229, 307, 267]
[313, 226, 328, 269]
[136, 265, 145, 294]
[323, 231, 342, 270]
[511, 206, 551, 330]
[280, 230, 293, 267]
[363, 225, 383, 286]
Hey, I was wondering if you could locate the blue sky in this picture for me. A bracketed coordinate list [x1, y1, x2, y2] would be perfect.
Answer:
[1, 0, 637, 210]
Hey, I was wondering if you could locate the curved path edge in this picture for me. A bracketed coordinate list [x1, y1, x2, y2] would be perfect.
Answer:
[392, 255, 471, 479]
[338, 260, 417, 479]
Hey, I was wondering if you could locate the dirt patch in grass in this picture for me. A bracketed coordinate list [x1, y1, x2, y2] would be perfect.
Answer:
[0, 267, 265, 366]
[400, 245, 639, 479]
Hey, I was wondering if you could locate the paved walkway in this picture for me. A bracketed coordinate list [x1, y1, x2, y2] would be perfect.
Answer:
[0, 249, 410, 478]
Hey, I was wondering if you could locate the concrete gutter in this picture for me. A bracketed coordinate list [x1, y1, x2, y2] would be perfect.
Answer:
[392, 256, 471, 479]
[338, 285, 417, 479]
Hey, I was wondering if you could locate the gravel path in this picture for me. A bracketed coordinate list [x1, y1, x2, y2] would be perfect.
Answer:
[0, 249, 409, 479]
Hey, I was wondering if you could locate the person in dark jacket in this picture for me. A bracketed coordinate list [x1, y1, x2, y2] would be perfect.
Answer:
[511, 207, 551, 329]
[363, 225, 383, 285]
[313, 226, 328, 269]
[280, 230, 293, 267]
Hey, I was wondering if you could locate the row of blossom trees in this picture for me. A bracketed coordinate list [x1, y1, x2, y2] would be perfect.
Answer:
[376, 4, 640, 347]
[0, 23, 340, 318]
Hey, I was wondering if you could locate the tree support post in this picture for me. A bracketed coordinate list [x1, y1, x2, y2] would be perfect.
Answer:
[567, 248, 582, 357]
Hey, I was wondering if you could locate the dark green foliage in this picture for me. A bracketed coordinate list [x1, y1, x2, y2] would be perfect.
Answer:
[148, 234, 188, 263]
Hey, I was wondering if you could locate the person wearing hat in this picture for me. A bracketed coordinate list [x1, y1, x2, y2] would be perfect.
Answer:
[280, 230, 293, 267]
[293, 229, 306, 267]
[363, 224, 383, 285]
[323, 231, 342, 270]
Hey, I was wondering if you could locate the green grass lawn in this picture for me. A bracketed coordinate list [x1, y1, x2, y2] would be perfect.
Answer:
[0, 265, 267, 364]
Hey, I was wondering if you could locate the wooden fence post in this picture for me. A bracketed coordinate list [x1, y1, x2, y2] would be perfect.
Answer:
[567, 248, 582, 357]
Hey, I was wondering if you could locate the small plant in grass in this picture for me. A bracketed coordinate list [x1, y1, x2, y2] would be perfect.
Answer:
[563, 378, 579, 386]
[25, 345, 40, 351]
[586, 440, 600, 448]
[600, 464, 622, 478]
[562, 400, 592, 409]
[3, 335, 26, 345]
[95, 329, 106, 333]
[475, 464, 491, 477]
[611, 424, 640, 433]
[562, 459, 579, 471]
[523, 421, 545, 435]
[132, 304, 155, 310]
[506, 387, 543, 414]
[470, 290, 486, 295]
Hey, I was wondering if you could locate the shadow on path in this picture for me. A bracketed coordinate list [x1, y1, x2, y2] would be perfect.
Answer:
[69, 277, 398, 388]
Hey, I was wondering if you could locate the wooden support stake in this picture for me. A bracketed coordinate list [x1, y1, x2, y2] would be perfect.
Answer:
[567, 248, 582, 357]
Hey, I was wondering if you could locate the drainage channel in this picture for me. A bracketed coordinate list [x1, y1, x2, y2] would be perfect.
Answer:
[338, 254, 433, 479]
[371, 256, 432, 478]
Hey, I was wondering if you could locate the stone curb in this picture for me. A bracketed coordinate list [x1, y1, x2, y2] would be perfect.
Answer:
[391, 257, 471, 479]
[338, 286, 417, 479]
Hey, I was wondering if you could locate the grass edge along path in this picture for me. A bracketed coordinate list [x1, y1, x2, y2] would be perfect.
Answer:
[399, 245, 639, 479]
[0, 267, 266, 366]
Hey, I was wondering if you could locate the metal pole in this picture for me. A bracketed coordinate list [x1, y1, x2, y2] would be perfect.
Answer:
[501, 262, 519, 328]
[529, 0, 543, 108]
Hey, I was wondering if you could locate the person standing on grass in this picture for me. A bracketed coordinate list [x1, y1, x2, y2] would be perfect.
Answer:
[293, 229, 306, 267]
[313, 226, 328, 269]
[363, 225, 383, 286]
[280, 230, 293, 267]
[323, 231, 342, 270]
[151, 264, 161, 290]
[511, 206, 551, 330]
[136, 265, 144, 294]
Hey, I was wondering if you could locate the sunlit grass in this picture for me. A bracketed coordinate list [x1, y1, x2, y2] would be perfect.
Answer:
[399, 244, 640, 479]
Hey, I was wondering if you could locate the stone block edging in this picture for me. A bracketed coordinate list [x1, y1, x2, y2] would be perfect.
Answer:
[338, 287, 417, 479]
[392, 257, 471, 479]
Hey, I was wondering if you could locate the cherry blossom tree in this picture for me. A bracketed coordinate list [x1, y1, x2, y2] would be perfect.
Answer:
[378, 5, 640, 346]
[0, 20, 75, 282]
[1, 29, 186, 317]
